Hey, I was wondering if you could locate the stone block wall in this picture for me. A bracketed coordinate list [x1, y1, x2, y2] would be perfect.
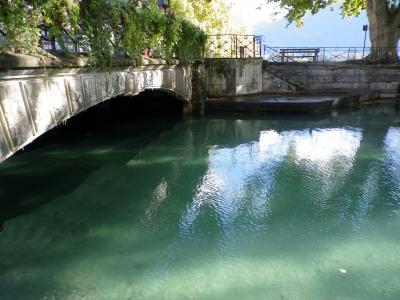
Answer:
[263, 63, 400, 97]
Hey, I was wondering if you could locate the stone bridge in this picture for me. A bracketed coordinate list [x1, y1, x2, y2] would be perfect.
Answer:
[0, 61, 203, 163]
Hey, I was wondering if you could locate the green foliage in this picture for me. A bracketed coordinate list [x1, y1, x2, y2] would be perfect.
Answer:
[0, 0, 207, 66]
[0, 0, 42, 52]
[175, 20, 207, 63]
[170, 0, 232, 34]
[267, 0, 398, 26]
[163, 14, 182, 60]
[341, 0, 366, 17]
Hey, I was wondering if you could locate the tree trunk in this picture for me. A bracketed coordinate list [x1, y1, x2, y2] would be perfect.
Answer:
[366, 0, 400, 63]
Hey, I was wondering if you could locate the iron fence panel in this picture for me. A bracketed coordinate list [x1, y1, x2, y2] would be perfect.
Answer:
[207, 35, 263, 58]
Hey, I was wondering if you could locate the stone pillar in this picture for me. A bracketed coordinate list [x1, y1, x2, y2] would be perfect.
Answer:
[191, 59, 207, 115]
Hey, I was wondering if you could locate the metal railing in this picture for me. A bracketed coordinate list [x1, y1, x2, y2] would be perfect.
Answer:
[1, 24, 166, 57]
[207, 34, 263, 58]
[37, 24, 96, 53]
[263, 46, 400, 63]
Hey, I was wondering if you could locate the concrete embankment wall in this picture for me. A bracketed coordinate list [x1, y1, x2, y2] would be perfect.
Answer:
[263, 62, 400, 97]
[206, 59, 263, 98]
[0, 64, 192, 163]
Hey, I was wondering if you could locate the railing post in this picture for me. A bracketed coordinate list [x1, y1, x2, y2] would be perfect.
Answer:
[51, 36, 56, 51]
[253, 36, 256, 58]
[235, 35, 238, 58]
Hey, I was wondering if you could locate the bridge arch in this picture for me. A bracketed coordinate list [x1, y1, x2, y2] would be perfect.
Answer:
[0, 65, 192, 162]
[144, 87, 189, 104]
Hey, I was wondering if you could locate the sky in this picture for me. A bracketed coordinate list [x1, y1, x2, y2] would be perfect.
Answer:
[229, 0, 371, 48]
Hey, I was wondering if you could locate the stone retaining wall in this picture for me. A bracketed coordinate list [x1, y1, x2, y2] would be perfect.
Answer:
[206, 59, 263, 97]
[263, 63, 400, 97]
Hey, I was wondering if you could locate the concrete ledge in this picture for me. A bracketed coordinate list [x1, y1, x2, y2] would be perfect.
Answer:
[205, 93, 361, 113]
[0, 52, 176, 71]
[0, 64, 184, 81]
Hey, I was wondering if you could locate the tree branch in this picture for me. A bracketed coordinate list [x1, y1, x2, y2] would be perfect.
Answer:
[62, 28, 77, 44]
[0, 29, 6, 36]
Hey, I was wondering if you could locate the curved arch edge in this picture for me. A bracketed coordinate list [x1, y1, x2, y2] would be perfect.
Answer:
[0, 65, 193, 163]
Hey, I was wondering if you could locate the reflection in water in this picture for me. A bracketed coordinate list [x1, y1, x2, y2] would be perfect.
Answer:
[180, 127, 363, 240]
[143, 179, 169, 223]
[384, 127, 400, 213]
[353, 164, 379, 229]
[180, 130, 292, 240]
[293, 128, 363, 213]
[293, 128, 362, 163]
[1, 108, 400, 300]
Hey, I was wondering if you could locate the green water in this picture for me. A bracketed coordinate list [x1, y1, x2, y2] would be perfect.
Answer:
[1, 106, 400, 300]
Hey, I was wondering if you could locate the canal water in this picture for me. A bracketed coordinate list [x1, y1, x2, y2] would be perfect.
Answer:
[1, 103, 400, 300]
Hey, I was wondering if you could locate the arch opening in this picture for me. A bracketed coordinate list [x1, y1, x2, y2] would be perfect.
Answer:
[18, 89, 186, 149]
[0, 89, 185, 228]
[115, 89, 186, 118]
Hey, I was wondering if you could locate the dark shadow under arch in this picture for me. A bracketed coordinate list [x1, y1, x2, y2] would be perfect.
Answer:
[118, 88, 186, 117]
[0, 89, 185, 229]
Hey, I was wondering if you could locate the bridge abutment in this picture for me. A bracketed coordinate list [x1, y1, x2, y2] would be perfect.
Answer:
[206, 58, 263, 98]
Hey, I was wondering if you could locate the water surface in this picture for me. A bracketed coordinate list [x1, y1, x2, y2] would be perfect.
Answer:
[1, 106, 400, 299]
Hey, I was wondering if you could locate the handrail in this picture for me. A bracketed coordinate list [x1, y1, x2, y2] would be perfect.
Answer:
[263, 45, 299, 63]
[264, 45, 400, 63]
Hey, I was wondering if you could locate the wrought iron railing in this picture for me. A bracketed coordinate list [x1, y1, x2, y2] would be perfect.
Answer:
[263, 46, 400, 63]
[207, 35, 263, 58]
[39, 26, 82, 52]
[1, 24, 171, 57]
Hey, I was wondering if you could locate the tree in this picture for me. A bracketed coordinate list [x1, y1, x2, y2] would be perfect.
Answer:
[170, 0, 232, 35]
[0, 0, 79, 53]
[266, 0, 400, 62]
[0, 0, 207, 64]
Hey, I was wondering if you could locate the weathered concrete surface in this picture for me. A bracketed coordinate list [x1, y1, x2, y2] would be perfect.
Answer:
[0, 52, 177, 70]
[0, 64, 192, 162]
[206, 93, 361, 113]
[263, 62, 400, 98]
[206, 59, 262, 97]
[191, 60, 207, 114]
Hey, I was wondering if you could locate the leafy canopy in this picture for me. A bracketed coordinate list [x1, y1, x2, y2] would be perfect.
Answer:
[267, 0, 400, 26]
[0, 0, 207, 65]
[170, 0, 232, 34]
